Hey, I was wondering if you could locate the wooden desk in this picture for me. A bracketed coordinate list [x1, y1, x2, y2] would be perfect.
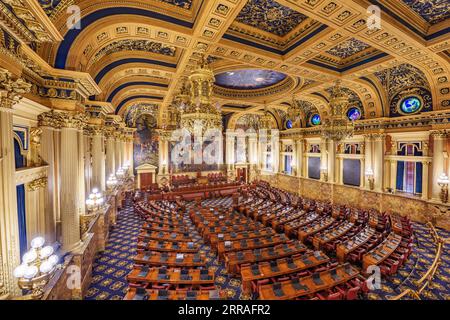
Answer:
[240, 252, 330, 294]
[144, 218, 184, 227]
[283, 212, 320, 237]
[224, 242, 308, 274]
[137, 240, 199, 253]
[138, 230, 193, 243]
[336, 227, 376, 263]
[258, 264, 360, 300]
[142, 222, 189, 233]
[124, 288, 220, 300]
[127, 267, 215, 286]
[134, 251, 206, 267]
[362, 233, 402, 271]
[312, 221, 354, 250]
[208, 228, 276, 249]
[217, 234, 289, 260]
[271, 210, 306, 231]
[298, 216, 335, 242]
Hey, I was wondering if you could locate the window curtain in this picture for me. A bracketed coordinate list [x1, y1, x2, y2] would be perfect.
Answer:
[308, 157, 320, 180]
[14, 138, 25, 169]
[343, 159, 361, 187]
[16, 184, 27, 256]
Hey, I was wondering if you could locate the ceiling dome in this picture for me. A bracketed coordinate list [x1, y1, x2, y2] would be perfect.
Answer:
[215, 69, 287, 90]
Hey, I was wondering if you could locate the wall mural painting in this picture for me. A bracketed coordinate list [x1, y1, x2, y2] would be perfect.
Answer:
[133, 114, 159, 171]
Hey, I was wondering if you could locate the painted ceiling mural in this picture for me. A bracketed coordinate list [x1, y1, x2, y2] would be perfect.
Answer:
[374, 63, 431, 98]
[214, 69, 287, 90]
[401, 0, 450, 25]
[325, 38, 372, 59]
[235, 0, 308, 36]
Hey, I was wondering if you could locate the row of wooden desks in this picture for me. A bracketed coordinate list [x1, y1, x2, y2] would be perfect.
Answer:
[258, 264, 360, 300]
[209, 228, 276, 250]
[217, 234, 289, 259]
[202, 223, 260, 238]
[142, 222, 190, 233]
[362, 232, 402, 271]
[137, 240, 199, 253]
[298, 216, 336, 242]
[284, 212, 320, 236]
[127, 266, 215, 286]
[124, 288, 220, 300]
[241, 251, 330, 294]
[134, 251, 206, 267]
[271, 210, 306, 231]
[312, 221, 354, 250]
[138, 230, 193, 243]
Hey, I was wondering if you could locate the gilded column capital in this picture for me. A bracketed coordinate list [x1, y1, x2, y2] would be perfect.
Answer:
[38, 110, 64, 128]
[59, 112, 87, 130]
[431, 130, 448, 139]
[87, 124, 104, 136]
[0, 68, 31, 109]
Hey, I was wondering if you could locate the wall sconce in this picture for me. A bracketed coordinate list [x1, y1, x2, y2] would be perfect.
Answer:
[116, 168, 125, 180]
[106, 174, 118, 193]
[437, 173, 449, 203]
[320, 166, 328, 182]
[86, 188, 104, 213]
[365, 168, 375, 191]
[13, 237, 60, 299]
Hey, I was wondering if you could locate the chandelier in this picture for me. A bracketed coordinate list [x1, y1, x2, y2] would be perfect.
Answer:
[321, 80, 354, 141]
[177, 55, 222, 134]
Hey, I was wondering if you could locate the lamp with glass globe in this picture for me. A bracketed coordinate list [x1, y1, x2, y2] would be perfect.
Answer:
[13, 236, 60, 299]
[116, 167, 125, 180]
[85, 188, 104, 213]
[106, 174, 118, 193]
[437, 173, 449, 203]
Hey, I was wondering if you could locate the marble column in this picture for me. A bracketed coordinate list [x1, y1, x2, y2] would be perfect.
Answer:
[327, 139, 336, 183]
[38, 112, 61, 243]
[296, 139, 304, 178]
[431, 131, 446, 201]
[389, 160, 397, 192]
[115, 131, 122, 172]
[91, 126, 106, 192]
[0, 69, 31, 297]
[83, 130, 91, 196]
[364, 135, 373, 189]
[226, 131, 235, 169]
[320, 138, 328, 182]
[25, 178, 47, 243]
[105, 130, 116, 178]
[373, 134, 385, 192]
[59, 112, 85, 252]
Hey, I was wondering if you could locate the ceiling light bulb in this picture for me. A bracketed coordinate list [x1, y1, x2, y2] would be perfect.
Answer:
[40, 246, 54, 259]
[22, 250, 38, 264]
[13, 264, 27, 278]
[23, 266, 39, 279]
[39, 261, 54, 274]
[31, 236, 45, 249]
[48, 255, 59, 266]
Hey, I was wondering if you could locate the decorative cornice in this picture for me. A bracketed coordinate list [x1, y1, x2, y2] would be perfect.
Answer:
[27, 177, 47, 191]
[0, 68, 32, 109]
[38, 110, 87, 129]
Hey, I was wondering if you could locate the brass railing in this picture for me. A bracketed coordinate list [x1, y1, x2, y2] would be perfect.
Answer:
[388, 222, 445, 300]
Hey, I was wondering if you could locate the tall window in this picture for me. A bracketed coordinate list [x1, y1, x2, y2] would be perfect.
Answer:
[284, 155, 292, 175]
[396, 143, 423, 195]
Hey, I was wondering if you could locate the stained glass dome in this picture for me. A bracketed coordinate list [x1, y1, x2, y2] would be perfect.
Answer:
[400, 97, 422, 114]
[215, 69, 287, 90]
[310, 114, 321, 126]
[285, 119, 293, 129]
[347, 107, 361, 121]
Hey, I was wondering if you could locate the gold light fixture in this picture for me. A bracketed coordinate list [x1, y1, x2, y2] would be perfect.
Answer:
[366, 168, 375, 191]
[322, 80, 355, 141]
[13, 237, 60, 299]
[106, 174, 118, 193]
[437, 173, 449, 203]
[178, 55, 222, 133]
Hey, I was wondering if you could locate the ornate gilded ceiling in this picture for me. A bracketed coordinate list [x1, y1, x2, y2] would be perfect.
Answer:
[1, 0, 448, 129]
[235, 0, 309, 36]
[401, 0, 450, 25]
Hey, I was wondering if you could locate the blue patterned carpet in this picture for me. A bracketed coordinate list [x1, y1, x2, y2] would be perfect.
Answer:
[85, 197, 450, 300]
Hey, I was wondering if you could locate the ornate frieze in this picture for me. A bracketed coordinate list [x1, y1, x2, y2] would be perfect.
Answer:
[38, 110, 87, 129]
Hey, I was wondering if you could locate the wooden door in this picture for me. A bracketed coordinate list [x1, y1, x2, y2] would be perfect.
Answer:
[140, 172, 153, 190]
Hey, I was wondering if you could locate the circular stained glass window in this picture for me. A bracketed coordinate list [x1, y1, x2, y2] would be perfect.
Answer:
[285, 119, 293, 129]
[310, 114, 321, 126]
[400, 97, 422, 114]
[347, 107, 361, 121]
